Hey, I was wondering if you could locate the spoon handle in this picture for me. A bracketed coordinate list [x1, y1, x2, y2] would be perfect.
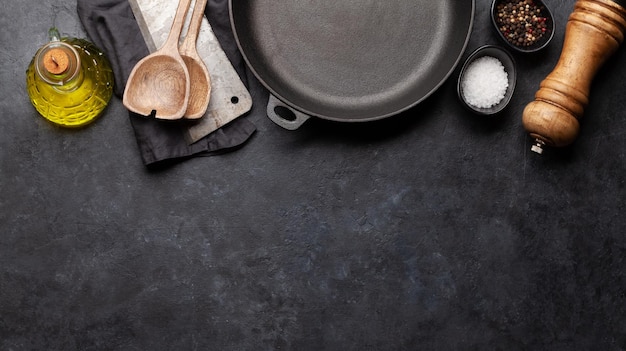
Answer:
[180, 0, 208, 54]
[162, 0, 193, 52]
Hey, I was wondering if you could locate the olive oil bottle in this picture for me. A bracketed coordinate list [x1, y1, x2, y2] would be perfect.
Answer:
[26, 28, 114, 127]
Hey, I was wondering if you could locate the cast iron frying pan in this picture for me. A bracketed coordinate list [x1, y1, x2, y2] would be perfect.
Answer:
[230, 0, 475, 129]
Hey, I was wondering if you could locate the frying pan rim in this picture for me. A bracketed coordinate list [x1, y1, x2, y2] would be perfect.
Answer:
[229, 0, 476, 122]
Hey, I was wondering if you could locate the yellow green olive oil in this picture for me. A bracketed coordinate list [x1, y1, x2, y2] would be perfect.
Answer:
[26, 28, 114, 127]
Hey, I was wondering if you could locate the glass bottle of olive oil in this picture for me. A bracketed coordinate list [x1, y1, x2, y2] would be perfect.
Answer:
[26, 28, 114, 127]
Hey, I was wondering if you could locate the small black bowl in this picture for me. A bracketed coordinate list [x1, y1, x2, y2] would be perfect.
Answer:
[491, 0, 555, 53]
[457, 45, 517, 115]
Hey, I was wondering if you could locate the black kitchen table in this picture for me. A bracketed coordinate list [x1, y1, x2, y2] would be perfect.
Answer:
[1, 0, 625, 350]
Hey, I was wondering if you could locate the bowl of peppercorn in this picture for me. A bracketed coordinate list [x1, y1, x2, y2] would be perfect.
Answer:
[491, 0, 555, 53]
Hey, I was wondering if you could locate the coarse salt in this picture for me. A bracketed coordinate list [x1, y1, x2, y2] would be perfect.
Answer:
[461, 56, 509, 109]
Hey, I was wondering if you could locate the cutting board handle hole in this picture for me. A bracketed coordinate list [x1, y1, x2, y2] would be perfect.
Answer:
[231, 96, 239, 104]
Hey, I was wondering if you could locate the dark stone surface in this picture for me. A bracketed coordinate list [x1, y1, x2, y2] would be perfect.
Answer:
[1, 0, 625, 350]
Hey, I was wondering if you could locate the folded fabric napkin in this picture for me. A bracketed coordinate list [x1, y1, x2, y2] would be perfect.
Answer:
[77, 0, 262, 167]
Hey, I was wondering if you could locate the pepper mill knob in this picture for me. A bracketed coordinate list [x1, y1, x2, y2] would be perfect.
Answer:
[522, 0, 626, 154]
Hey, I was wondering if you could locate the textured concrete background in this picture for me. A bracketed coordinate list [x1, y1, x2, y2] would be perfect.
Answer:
[1, 0, 625, 350]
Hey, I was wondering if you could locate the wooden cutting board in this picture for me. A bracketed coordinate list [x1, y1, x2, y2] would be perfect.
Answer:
[128, 0, 252, 144]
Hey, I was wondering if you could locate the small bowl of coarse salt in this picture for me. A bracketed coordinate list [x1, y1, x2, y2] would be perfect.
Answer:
[457, 45, 517, 116]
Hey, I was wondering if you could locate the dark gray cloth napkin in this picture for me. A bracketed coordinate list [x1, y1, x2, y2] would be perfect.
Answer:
[76, 0, 262, 167]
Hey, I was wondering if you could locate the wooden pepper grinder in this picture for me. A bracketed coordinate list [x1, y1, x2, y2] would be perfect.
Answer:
[522, 0, 626, 154]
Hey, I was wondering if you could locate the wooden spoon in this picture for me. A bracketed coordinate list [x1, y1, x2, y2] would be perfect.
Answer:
[123, 0, 192, 120]
[180, 0, 211, 119]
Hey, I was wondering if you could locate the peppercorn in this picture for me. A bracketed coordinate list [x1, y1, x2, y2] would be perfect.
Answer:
[496, 0, 550, 48]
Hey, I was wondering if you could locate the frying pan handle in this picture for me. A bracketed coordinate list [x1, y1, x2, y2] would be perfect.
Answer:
[266, 95, 311, 130]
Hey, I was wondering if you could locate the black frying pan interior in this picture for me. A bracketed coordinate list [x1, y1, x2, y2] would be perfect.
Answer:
[231, 0, 475, 122]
